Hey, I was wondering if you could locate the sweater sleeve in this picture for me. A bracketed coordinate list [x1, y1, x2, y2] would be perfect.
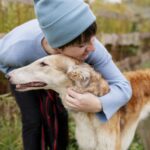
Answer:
[0, 34, 46, 74]
[0, 19, 47, 74]
[86, 38, 132, 122]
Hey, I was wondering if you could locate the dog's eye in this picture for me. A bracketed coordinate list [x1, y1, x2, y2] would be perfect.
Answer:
[40, 62, 48, 67]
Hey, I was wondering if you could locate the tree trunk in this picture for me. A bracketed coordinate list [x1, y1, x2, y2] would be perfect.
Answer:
[136, 116, 150, 150]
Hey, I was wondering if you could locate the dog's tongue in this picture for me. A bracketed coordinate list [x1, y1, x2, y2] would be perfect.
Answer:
[16, 83, 30, 89]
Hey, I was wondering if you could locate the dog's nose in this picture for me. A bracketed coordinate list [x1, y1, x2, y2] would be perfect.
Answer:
[5, 74, 11, 80]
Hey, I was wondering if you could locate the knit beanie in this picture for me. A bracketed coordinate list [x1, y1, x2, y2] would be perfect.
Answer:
[34, 0, 96, 48]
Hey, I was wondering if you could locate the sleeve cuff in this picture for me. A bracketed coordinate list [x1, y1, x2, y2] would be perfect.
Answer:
[96, 111, 108, 122]
[95, 85, 131, 122]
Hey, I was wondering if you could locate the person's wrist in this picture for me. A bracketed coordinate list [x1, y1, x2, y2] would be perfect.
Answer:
[95, 97, 102, 112]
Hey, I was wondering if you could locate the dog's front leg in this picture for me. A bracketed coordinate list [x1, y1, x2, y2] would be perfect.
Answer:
[71, 112, 97, 150]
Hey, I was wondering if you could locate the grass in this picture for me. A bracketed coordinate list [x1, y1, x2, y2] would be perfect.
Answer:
[129, 134, 144, 150]
[0, 120, 22, 150]
[0, 93, 22, 150]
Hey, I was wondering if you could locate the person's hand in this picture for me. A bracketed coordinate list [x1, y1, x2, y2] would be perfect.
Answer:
[65, 88, 102, 113]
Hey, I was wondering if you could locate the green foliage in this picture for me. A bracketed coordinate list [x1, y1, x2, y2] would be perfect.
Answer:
[140, 61, 150, 69]
[133, 0, 150, 7]
[129, 134, 144, 150]
[92, 1, 134, 33]
[0, 120, 22, 150]
[0, 0, 149, 34]
[121, 46, 139, 56]
[0, 1, 35, 33]
[96, 17, 133, 34]
[139, 20, 150, 32]
[0, 93, 22, 150]
[0, 73, 7, 84]
[67, 116, 78, 150]
[93, 0, 129, 13]
[91, 0, 150, 33]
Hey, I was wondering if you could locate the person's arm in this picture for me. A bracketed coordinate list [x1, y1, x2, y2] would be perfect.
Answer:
[0, 31, 46, 74]
[0, 39, 37, 74]
[86, 38, 132, 122]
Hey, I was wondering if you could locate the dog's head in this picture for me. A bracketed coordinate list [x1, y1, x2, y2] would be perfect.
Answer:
[8, 54, 100, 93]
[8, 54, 109, 99]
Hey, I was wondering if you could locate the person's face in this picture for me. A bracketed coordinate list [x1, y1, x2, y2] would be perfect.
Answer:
[56, 36, 95, 61]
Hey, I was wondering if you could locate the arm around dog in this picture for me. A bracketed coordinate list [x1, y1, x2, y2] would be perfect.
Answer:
[86, 38, 132, 122]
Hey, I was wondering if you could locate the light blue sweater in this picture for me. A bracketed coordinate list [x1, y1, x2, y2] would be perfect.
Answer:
[0, 19, 132, 122]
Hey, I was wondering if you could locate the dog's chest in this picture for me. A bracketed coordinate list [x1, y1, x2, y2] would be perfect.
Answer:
[71, 112, 98, 149]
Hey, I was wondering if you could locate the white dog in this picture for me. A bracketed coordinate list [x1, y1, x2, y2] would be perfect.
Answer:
[8, 54, 150, 150]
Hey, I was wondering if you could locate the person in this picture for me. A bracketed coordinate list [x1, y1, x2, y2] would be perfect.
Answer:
[0, 0, 132, 149]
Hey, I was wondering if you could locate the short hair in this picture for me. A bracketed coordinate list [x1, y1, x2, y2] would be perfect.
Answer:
[58, 21, 97, 50]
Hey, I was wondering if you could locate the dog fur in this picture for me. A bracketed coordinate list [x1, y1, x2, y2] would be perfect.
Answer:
[8, 54, 150, 150]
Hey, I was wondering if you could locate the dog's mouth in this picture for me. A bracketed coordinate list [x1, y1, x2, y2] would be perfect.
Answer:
[15, 82, 47, 91]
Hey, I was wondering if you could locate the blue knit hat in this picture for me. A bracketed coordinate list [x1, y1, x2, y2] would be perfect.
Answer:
[34, 0, 96, 48]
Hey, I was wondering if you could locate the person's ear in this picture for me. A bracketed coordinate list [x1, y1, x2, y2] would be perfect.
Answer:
[67, 65, 90, 87]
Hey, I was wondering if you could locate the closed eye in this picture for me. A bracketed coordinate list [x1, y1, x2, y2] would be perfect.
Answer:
[40, 62, 49, 67]
[78, 44, 86, 48]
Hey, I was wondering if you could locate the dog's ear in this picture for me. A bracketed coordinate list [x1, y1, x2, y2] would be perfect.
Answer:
[99, 79, 109, 96]
[67, 65, 91, 87]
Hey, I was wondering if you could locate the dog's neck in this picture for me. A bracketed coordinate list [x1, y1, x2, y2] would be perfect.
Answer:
[52, 79, 73, 108]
